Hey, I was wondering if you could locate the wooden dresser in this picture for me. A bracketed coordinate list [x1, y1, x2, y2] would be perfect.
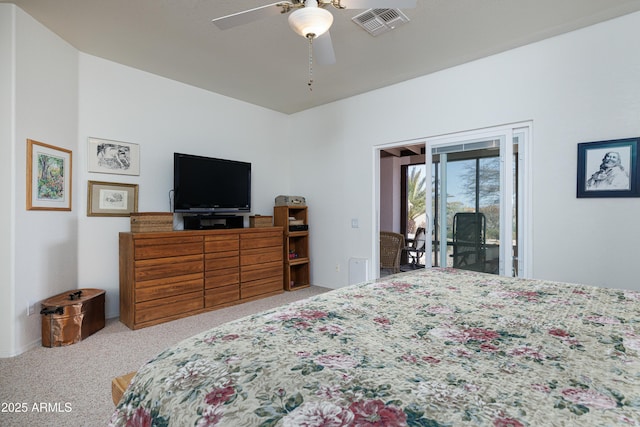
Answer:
[119, 227, 283, 329]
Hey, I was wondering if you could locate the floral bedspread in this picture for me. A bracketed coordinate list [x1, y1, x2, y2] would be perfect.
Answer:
[110, 268, 640, 426]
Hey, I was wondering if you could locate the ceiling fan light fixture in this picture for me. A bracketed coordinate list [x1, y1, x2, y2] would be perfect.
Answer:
[288, 3, 334, 38]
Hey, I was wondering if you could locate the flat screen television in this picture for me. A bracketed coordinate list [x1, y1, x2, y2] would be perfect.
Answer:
[173, 152, 251, 214]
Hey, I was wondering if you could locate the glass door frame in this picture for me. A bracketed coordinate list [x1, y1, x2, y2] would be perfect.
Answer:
[424, 123, 531, 277]
[374, 122, 531, 279]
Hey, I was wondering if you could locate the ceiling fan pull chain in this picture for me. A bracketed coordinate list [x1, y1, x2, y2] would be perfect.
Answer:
[307, 34, 314, 90]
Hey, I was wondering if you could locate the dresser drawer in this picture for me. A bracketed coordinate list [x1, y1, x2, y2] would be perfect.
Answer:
[205, 285, 240, 307]
[205, 267, 240, 289]
[241, 276, 283, 299]
[240, 246, 282, 266]
[205, 252, 239, 271]
[134, 236, 202, 260]
[241, 260, 282, 283]
[134, 254, 203, 282]
[135, 291, 203, 324]
[205, 234, 239, 253]
[240, 231, 282, 250]
[136, 274, 203, 303]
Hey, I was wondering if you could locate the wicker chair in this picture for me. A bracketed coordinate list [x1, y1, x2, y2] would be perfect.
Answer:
[380, 231, 405, 274]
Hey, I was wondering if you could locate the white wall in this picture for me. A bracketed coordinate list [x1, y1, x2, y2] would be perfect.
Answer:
[0, 4, 16, 357]
[2, 5, 80, 357]
[77, 55, 292, 319]
[290, 12, 640, 291]
[379, 156, 401, 233]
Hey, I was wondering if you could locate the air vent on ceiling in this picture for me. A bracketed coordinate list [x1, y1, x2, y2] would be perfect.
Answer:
[352, 8, 409, 37]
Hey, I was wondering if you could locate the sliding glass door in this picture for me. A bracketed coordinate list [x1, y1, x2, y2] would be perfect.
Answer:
[425, 125, 529, 277]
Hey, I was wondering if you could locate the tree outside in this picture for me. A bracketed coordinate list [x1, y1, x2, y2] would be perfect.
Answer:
[458, 157, 501, 240]
[407, 161, 499, 239]
[407, 165, 426, 235]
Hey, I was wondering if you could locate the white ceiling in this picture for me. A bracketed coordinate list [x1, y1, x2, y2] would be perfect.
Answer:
[5, 0, 640, 114]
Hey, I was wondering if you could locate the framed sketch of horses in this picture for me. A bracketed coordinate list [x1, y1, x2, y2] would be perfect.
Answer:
[87, 137, 140, 176]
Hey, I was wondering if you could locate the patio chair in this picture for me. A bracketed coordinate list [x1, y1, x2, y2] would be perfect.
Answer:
[403, 227, 426, 268]
[451, 212, 486, 271]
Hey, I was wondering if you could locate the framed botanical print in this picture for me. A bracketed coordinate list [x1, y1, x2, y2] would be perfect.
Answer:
[26, 139, 72, 211]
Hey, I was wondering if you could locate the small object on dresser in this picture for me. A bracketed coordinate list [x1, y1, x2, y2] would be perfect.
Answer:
[40, 288, 105, 347]
[275, 195, 306, 206]
[130, 212, 173, 232]
[249, 215, 273, 228]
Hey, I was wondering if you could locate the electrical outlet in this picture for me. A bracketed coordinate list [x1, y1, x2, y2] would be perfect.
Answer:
[27, 302, 37, 316]
[335, 264, 340, 272]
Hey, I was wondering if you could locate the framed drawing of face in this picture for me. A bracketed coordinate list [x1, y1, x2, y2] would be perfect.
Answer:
[577, 137, 639, 198]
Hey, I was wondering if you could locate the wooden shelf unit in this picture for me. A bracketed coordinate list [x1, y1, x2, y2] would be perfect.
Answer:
[273, 205, 310, 291]
[119, 227, 283, 329]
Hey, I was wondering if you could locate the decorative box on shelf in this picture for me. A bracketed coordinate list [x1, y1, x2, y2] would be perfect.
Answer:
[130, 212, 173, 232]
[250, 215, 273, 228]
[275, 195, 306, 206]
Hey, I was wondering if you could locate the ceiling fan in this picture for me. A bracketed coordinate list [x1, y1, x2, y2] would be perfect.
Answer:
[212, 0, 417, 87]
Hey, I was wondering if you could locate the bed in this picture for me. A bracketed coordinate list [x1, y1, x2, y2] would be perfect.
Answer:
[109, 268, 640, 426]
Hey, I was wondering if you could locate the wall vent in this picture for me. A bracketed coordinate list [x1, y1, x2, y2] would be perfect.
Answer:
[349, 258, 370, 285]
[352, 8, 409, 37]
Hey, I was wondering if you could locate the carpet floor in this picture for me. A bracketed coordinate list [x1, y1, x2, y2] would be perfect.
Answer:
[0, 286, 330, 426]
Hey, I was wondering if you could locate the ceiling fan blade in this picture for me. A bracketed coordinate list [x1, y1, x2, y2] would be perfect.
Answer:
[340, 0, 416, 8]
[212, 2, 293, 30]
[314, 32, 336, 65]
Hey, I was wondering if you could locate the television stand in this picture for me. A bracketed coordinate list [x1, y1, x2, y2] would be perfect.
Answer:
[183, 214, 244, 230]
